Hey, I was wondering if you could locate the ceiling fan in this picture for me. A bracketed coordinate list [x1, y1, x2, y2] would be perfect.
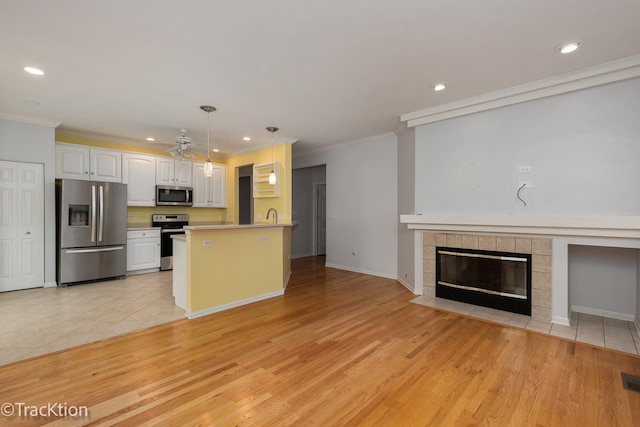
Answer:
[165, 128, 202, 159]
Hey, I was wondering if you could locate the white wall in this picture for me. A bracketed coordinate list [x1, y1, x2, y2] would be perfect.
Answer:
[293, 134, 398, 279]
[414, 78, 640, 216]
[0, 118, 56, 286]
[291, 165, 326, 258]
[397, 127, 416, 290]
[569, 245, 637, 318]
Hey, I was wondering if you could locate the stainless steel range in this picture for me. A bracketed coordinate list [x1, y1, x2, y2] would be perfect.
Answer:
[152, 214, 189, 271]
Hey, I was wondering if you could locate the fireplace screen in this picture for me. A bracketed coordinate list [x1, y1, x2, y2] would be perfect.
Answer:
[436, 247, 532, 315]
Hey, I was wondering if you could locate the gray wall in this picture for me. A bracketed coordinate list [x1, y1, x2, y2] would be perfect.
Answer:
[294, 134, 398, 279]
[569, 245, 637, 317]
[397, 127, 416, 290]
[415, 78, 640, 216]
[292, 165, 326, 258]
[0, 118, 56, 286]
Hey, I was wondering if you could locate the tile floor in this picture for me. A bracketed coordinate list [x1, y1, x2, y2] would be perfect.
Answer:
[411, 295, 640, 356]
[0, 271, 184, 367]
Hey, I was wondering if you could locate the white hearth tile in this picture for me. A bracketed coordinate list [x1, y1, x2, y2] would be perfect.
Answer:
[604, 336, 638, 355]
[436, 233, 447, 246]
[602, 317, 629, 328]
[532, 288, 551, 309]
[515, 238, 532, 254]
[477, 235, 497, 251]
[446, 234, 462, 248]
[576, 330, 605, 347]
[531, 305, 551, 322]
[410, 295, 433, 305]
[603, 324, 633, 341]
[467, 306, 494, 320]
[525, 320, 552, 334]
[631, 324, 640, 342]
[461, 234, 478, 250]
[424, 273, 435, 288]
[425, 259, 435, 274]
[532, 238, 552, 255]
[550, 324, 577, 340]
[508, 314, 531, 329]
[487, 311, 514, 325]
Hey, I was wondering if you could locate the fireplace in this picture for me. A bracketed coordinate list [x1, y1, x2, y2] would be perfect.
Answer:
[436, 247, 532, 315]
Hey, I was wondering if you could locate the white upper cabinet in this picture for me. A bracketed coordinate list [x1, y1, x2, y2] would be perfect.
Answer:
[156, 159, 192, 187]
[56, 143, 121, 182]
[192, 162, 227, 208]
[122, 153, 156, 206]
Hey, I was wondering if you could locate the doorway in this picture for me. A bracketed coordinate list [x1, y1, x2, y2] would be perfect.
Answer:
[314, 183, 326, 255]
[238, 165, 253, 225]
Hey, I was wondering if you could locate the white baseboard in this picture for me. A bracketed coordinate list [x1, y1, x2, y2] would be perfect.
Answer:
[635, 317, 640, 337]
[44, 281, 57, 288]
[570, 305, 635, 322]
[186, 289, 285, 319]
[396, 277, 419, 294]
[324, 263, 396, 280]
[551, 316, 571, 326]
[283, 270, 292, 291]
[291, 253, 314, 259]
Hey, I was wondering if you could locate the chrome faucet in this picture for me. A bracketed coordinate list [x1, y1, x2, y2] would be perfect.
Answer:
[266, 208, 278, 224]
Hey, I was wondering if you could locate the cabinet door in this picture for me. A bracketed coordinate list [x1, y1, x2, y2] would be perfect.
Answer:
[210, 164, 227, 208]
[127, 237, 161, 271]
[90, 148, 121, 182]
[191, 162, 210, 207]
[122, 154, 156, 206]
[174, 161, 193, 186]
[56, 144, 90, 180]
[156, 158, 174, 185]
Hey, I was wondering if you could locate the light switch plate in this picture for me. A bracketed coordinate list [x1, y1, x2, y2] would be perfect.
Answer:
[519, 165, 532, 173]
[203, 240, 213, 246]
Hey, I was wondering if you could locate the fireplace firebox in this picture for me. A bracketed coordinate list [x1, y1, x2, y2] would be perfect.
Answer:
[436, 247, 532, 315]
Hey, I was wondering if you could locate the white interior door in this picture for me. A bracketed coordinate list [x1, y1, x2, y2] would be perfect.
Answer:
[315, 183, 326, 256]
[0, 161, 44, 292]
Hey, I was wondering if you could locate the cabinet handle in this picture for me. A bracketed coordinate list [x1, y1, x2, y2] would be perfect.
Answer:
[84, 171, 89, 174]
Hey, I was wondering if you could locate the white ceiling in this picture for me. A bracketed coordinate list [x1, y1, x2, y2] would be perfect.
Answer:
[2, 0, 640, 157]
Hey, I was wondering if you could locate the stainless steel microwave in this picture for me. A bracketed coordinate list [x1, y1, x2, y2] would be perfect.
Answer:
[156, 185, 193, 206]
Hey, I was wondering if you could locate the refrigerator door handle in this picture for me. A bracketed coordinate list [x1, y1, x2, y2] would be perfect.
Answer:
[91, 185, 96, 242]
[98, 185, 104, 242]
[65, 246, 124, 254]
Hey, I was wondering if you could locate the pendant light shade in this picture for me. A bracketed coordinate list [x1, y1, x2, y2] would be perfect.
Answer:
[200, 105, 216, 177]
[267, 126, 278, 185]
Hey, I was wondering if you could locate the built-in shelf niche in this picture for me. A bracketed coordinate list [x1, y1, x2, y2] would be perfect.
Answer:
[253, 162, 280, 198]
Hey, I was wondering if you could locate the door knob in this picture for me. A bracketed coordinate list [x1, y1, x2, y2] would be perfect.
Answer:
[25, 231, 31, 235]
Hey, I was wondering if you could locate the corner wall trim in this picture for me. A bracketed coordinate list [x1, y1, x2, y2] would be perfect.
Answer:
[324, 263, 397, 280]
[401, 55, 640, 127]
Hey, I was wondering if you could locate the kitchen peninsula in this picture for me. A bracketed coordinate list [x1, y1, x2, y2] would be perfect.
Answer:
[172, 223, 292, 319]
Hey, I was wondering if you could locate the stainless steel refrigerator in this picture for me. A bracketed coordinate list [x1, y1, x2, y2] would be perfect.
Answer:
[56, 179, 127, 286]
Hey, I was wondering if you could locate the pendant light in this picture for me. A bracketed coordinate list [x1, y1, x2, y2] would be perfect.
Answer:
[266, 126, 278, 185]
[200, 105, 216, 177]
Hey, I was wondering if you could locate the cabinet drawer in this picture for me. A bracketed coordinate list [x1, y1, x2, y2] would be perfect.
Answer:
[127, 229, 160, 239]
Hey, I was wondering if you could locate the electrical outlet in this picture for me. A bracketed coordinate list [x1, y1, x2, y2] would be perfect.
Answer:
[352, 249, 357, 255]
[203, 214, 209, 218]
[261, 236, 268, 242]
[127, 215, 134, 219]
[518, 181, 532, 189]
[519, 165, 532, 173]
[203, 240, 213, 247]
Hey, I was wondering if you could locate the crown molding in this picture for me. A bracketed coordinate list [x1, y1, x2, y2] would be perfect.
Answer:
[294, 132, 397, 158]
[401, 54, 640, 128]
[0, 113, 61, 128]
[56, 128, 147, 145]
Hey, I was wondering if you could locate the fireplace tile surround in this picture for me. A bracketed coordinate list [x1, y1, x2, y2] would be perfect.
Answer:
[424, 233, 552, 321]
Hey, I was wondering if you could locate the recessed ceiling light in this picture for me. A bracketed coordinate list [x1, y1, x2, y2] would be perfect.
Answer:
[433, 83, 446, 91]
[212, 148, 220, 152]
[243, 137, 251, 141]
[24, 66, 44, 76]
[146, 137, 155, 142]
[558, 41, 580, 54]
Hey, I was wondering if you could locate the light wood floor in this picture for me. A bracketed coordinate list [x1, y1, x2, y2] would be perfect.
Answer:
[1, 256, 639, 426]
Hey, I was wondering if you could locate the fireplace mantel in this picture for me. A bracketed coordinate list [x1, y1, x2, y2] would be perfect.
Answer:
[400, 215, 640, 239]
[401, 215, 640, 326]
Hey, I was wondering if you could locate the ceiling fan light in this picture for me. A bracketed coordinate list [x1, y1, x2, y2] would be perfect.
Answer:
[203, 160, 214, 177]
[268, 170, 277, 185]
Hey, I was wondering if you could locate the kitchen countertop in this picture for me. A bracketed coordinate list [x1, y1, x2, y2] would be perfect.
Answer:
[184, 223, 293, 233]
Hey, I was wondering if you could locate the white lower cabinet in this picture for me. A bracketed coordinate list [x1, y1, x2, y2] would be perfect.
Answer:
[126, 229, 160, 274]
